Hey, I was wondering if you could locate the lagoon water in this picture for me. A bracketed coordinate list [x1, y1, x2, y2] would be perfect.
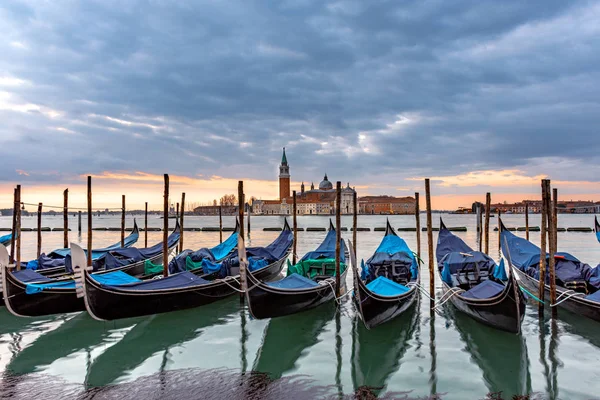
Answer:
[1, 213, 600, 399]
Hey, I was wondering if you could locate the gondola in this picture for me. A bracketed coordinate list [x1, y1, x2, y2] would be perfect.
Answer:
[143, 219, 239, 277]
[436, 219, 524, 333]
[246, 220, 348, 319]
[595, 216, 600, 244]
[0, 232, 12, 247]
[0, 222, 180, 318]
[500, 219, 600, 322]
[352, 220, 419, 329]
[81, 220, 293, 321]
[21, 220, 140, 277]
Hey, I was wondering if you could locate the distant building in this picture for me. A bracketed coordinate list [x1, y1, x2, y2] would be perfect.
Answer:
[193, 205, 238, 215]
[358, 195, 416, 215]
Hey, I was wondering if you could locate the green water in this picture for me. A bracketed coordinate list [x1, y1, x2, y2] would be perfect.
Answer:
[1, 214, 600, 399]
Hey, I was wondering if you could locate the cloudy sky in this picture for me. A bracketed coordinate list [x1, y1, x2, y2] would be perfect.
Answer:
[1, 0, 599, 210]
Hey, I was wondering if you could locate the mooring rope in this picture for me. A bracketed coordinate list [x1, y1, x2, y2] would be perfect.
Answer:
[551, 290, 584, 307]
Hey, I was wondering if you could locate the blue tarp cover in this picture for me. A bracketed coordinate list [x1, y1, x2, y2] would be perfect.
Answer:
[585, 290, 600, 302]
[0, 232, 12, 246]
[266, 273, 319, 289]
[461, 280, 505, 299]
[169, 231, 238, 274]
[366, 276, 409, 296]
[25, 270, 141, 295]
[13, 269, 53, 284]
[300, 228, 347, 262]
[501, 228, 600, 289]
[103, 271, 209, 291]
[362, 231, 419, 283]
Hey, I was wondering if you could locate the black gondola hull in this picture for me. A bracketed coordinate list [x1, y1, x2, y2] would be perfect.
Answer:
[443, 273, 525, 333]
[247, 268, 348, 319]
[353, 274, 418, 329]
[513, 266, 600, 322]
[84, 253, 287, 321]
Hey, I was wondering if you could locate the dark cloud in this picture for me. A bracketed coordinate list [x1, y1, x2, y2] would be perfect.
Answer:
[1, 0, 599, 194]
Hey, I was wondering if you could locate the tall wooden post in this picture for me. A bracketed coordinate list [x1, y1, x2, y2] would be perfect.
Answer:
[144, 202, 148, 247]
[247, 199, 251, 237]
[353, 191, 358, 258]
[484, 193, 491, 255]
[10, 187, 17, 263]
[498, 209, 502, 252]
[78, 211, 82, 233]
[415, 193, 421, 258]
[335, 182, 341, 297]
[87, 176, 92, 266]
[15, 185, 21, 270]
[180, 192, 186, 251]
[292, 190, 297, 264]
[238, 181, 245, 302]
[425, 179, 434, 307]
[553, 188, 558, 252]
[477, 203, 482, 252]
[121, 195, 126, 247]
[63, 189, 69, 249]
[162, 174, 169, 278]
[538, 179, 548, 315]
[175, 202, 180, 252]
[549, 184, 558, 318]
[525, 202, 530, 241]
[37, 202, 42, 258]
[219, 203, 223, 243]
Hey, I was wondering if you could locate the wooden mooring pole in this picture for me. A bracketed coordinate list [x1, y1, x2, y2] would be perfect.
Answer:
[162, 174, 169, 277]
[525, 202, 530, 241]
[78, 211, 82, 234]
[219, 204, 223, 243]
[353, 191, 358, 258]
[10, 187, 17, 263]
[425, 179, 434, 307]
[121, 195, 126, 247]
[335, 182, 341, 298]
[16, 185, 21, 270]
[144, 202, 148, 247]
[477, 203, 483, 252]
[238, 181, 246, 302]
[87, 177, 92, 266]
[538, 179, 548, 316]
[180, 192, 186, 251]
[247, 199, 251, 238]
[37, 202, 42, 258]
[175, 202, 179, 252]
[63, 189, 69, 248]
[484, 193, 491, 255]
[415, 193, 421, 259]
[292, 190, 297, 264]
[549, 184, 558, 318]
[498, 209, 502, 252]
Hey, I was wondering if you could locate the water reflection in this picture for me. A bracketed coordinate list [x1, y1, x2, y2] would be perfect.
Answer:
[447, 306, 531, 397]
[350, 300, 418, 396]
[252, 303, 336, 379]
[538, 317, 561, 400]
[85, 298, 239, 387]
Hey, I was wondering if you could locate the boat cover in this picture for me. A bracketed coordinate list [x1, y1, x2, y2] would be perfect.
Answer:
[266, 273, 319, 289]
[13, 269, 54, 284]
[0, 232, 12, 246]
[299, 228, 347, 263]
[361, 233, 419, 282]
[25, 270, 141, 295]
[102, 271, 209, 291]
[168, 231, 238, 274]
[366, 276, 409, 296]
[461, 280, 505, 299]
[501, 227, 600, 289]
[585, 290, 600, 302]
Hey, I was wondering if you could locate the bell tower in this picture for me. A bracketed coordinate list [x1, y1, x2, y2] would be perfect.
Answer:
[279, 147, 290, 200]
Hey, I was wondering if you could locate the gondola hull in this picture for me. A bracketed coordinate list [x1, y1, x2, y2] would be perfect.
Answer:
[442, 272, 525, 333]
[84, 252, 288, 321]
[353, 270, 418, 329]
[2, 245, 176, 317]
[246, 267, 348, 319]
[513, 266, 600, 322]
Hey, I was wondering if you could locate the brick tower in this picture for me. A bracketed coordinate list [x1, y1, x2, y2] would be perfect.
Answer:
[279, 147, 290, 200]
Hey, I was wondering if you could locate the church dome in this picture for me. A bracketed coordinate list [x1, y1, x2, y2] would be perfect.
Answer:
[319, 174, 333, 190]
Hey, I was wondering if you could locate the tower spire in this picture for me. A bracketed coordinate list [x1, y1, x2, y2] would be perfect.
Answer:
[281, 147, 288, 165]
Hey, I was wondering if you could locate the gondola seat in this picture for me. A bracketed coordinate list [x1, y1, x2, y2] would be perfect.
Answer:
[266, 273, 319, 289]
[461, 280, 504, 299]
[366, 276, 410, 296]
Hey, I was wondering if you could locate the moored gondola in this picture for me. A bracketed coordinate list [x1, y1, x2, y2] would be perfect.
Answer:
[436, 219, 525, 333]
[246, 220, 348, 319]
[352, 220, 419, 329]
[501, 219, 600, 322]
[0, 233, 12, 247]
[595, 216, 600, 244]
[81, 220, 293, 321]
[1, 223, 180, 318]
